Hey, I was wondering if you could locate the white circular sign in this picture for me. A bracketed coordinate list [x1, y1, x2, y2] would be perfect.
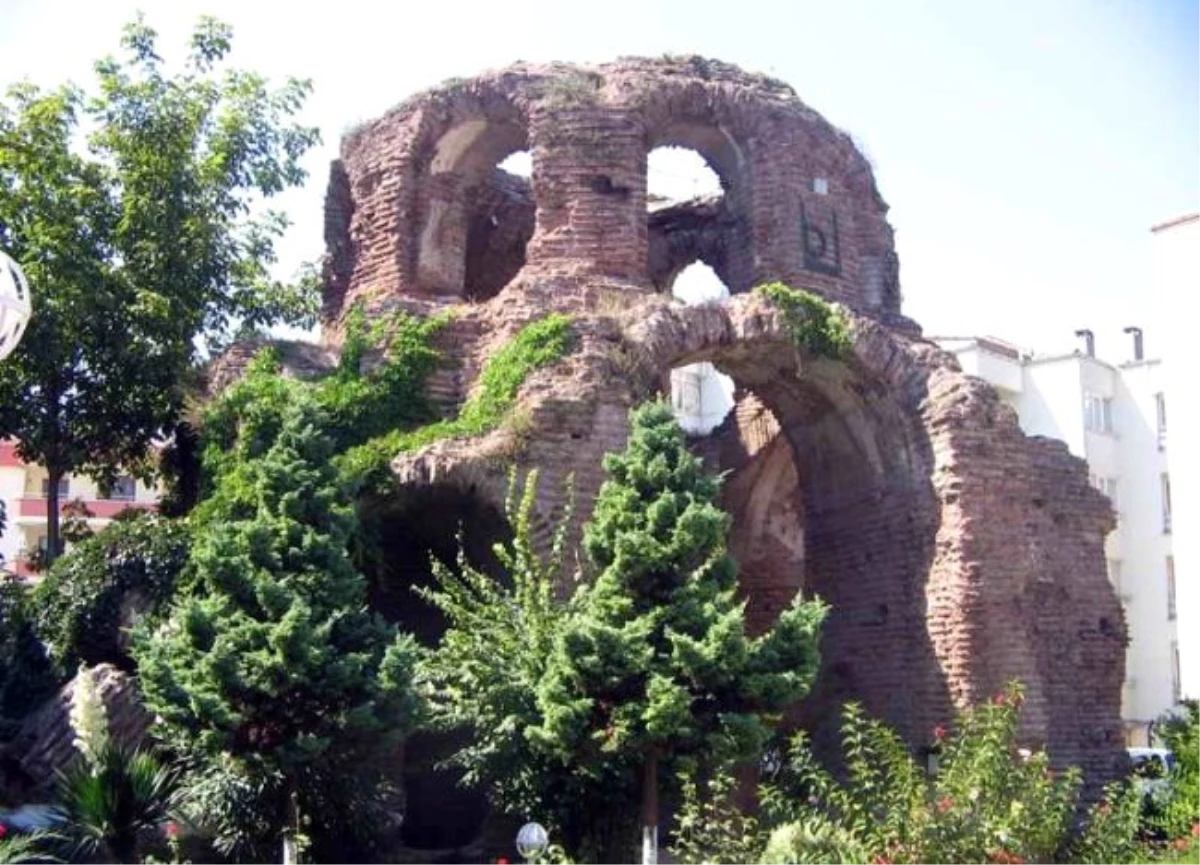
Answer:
[0, 251, 32, 361]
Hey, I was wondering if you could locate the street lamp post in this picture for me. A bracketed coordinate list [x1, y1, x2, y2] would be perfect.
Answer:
[0, 251, 32, 361]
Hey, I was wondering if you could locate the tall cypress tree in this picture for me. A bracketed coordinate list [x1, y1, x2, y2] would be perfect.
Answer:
[531, 400, 827, 862]
[134, 400, 421, 862]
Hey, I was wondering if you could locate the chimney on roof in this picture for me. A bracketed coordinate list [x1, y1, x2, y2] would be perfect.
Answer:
[1123, 326, 1144, 361]
[1074, 329, 1095, 358]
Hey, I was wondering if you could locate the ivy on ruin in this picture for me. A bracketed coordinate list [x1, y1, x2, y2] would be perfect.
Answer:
[200, 307, 576, 501]
[337, 312, 574, 488]
[754, 282, 852, 360]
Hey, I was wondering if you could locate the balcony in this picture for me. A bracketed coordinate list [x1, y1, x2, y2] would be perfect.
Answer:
[7, 554, 44, 579]
[15, 497, 156, 520]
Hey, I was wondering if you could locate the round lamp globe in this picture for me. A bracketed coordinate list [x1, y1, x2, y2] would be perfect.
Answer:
[0, 251, 32, 361]
[516, 822, 549, 861]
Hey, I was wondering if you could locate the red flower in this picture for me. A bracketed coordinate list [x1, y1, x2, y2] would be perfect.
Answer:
[933, 724, 947, 741]
[497, 859, 511, 864]
[165, 822, 178, 840]
[989, 852, 1031, 864]
[993, 694, 1007, 706]
[0, 824, 7, 839]
[935, 796, 954, 814]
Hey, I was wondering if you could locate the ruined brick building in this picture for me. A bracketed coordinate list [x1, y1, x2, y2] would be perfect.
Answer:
[318, 56, 1126, 846]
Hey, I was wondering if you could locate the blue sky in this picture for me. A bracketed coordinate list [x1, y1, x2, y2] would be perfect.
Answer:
[2, 0, 1196, 358]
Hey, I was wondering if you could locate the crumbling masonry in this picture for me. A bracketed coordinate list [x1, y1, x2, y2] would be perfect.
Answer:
[321, 57, 1126, 794]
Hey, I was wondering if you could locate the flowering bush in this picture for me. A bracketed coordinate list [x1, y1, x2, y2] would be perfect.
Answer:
[758, 682, 1144, 864]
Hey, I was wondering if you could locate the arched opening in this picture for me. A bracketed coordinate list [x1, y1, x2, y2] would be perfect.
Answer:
[649, 318, 950, 761]
[463, 148, 534, 302]
[647, 146, 722, 208]
[668, 262, 734, 435]
[645, 122, 753, 294]
[417, 117, 534, 302]
[361, 485, 514, 854]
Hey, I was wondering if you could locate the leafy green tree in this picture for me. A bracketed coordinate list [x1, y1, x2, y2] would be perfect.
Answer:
[0, 16, 318, 564]
[133, 399, 422, 863]
[530, 400, 828, 861]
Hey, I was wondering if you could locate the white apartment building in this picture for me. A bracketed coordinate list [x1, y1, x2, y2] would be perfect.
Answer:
[0, 439, 158, 579]
[937, 331, 1183, 745]
[1148, 214, 1198, 702]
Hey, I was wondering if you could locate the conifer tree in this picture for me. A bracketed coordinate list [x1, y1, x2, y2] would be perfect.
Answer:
[134, 400, 421, 862]
[530, 400, 827, 863]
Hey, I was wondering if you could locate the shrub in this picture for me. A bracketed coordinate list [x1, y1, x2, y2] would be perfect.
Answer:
[759, 683, 1143, 864]
[32, 513, 189, 674]
[671, 770, 765, 865]
[54, 667, 181, 865]
[1150, 700, 1199, 842]
[135, 399, 423, 863]
[0, 575, 57, 738]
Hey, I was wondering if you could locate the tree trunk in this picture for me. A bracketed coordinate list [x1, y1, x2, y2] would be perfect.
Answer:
[641, 751, 659, 865]
[45, 464, 62, 568]
[282, 781, 300, 865]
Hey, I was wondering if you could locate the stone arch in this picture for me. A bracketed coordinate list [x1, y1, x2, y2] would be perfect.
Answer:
[361, 480, 514, 853]
[628, 295, 949, 753]
[640, 92, 757, 293]
[626, 294, 1125, 779]
[410, 91, 533, 299]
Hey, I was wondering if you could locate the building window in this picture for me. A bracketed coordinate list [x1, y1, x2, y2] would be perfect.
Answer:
[40, 477, 69, 499]
[1172, 642, 1182, 704]
[1155, 392, 1167, 448]
[1090, 474, 1119, 515]
[101, 476, 137, 501]
[1166, 556, 1176, 620]
[1162, 473, 1172, 534]
[1084, 392, 1114, 434]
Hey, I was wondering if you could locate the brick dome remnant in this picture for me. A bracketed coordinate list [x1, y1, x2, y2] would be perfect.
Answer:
[324, 56, 904, 323]
[321, 56, 1126, 784]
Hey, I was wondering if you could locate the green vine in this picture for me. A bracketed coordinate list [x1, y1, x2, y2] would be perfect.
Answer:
[200, 309, 573, 501]
[337, 313, 574, 486]
[754, 282, 852, 360]
[200, 307, 449, 493]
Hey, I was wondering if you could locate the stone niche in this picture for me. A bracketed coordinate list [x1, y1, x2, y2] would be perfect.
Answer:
[318, 55, 1127, 851]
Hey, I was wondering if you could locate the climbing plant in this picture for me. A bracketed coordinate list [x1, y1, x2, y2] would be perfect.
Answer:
[336, 312, 574, 486]
[754, 282, 852, 360]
